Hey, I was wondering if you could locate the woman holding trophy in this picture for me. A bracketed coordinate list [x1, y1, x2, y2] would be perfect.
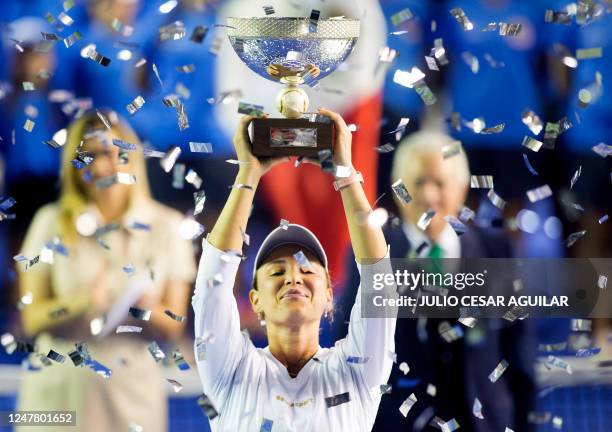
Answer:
[192, 108, 397, 431]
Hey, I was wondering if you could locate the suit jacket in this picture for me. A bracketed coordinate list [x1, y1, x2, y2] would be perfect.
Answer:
[338, 224, 536, 432]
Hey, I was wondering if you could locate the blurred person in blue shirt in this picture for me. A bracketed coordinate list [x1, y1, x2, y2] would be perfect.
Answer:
[0, 16, 69, 362]
[53, 0, 153, 111]
[436, 1, 547, 150]
[130, 0, 231, 156]
[0, 16, 68, 215]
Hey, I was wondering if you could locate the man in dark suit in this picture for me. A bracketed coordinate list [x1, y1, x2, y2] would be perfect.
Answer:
[338, 130, 536, 431]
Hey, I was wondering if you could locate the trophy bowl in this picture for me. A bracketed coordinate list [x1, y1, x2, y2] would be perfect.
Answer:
[227, 17, 360, 157]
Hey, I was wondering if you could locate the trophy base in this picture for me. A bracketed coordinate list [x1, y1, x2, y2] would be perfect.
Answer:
[251, 118, 333, 158]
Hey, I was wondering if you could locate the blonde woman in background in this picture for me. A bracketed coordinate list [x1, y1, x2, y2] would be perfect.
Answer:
[17, 109, 196, 431]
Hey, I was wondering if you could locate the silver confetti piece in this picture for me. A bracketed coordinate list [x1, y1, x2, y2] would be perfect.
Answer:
[293, 250, 311, 270]
[58, 12, 73, 26]
[148, 342, 165, 362]
[392, 179, 412, 205]
[325, 391, 350, 408]
[64, 31, 81, 48]
[116, 325, 142, 334]
[378, 46, 398, 64]
[47, 349, 66, 363]
[545, 10, 572, 24]
[425, 55, 439, 71]
[415, 82, 437, 106]
[399, 393, 417, 417]
[450, 7, 474, 31]
[546, 355, 572, 374]
[160, 146, 181, 173]
[126, 95, 145, 115]
[441, 418, 460, 432]
[229, 183, 254, 191]
[263, 5, 275, 15]
[393, 67, 426, 88]
[166, 378, 183, 393]
[470, 175, 494, 189]
[185, 169, 203, 189]
[598, 275, 608, 289]
[570, 166, 581, 189]
[194, 191, 206, 216]
[111, 18, 134, 37]
[122, 264, 135, 276]
[375, 143, 395, 154]
[591, 143, 612, 158]
[417, 209, 436, 230]
[538, 342, 567, 352]
[129, 307, 152, 321]
[526, 185, 552, 202]
[23, 119, 35, 132]
[459, 206, 475, 222]
[459, 317, 478, 328]
[487, 189, 506, 209]
[176, 64, 195, 74]
[309, 9, 320, 33]
[22, 81, 35, 91]
[189, 142, 212, 153]
[565, 230, 586, 248]
[576, 47, 602, 60]
[498, 23, 522, 36]
[442, 141, 462, 158]
[391, 8, 413, 26]
[432, 38, 449, 65]
[522, 136, 543, 152]
[86, 46, 111, 66]
[598, 215, 608, 224]
[399, 362, 410, 374]
[570, 319, 591, 331]
[445, 216, 468, 235]
[480, 123, 505, 134]
[488, 359, 509, 382]
[576, 347, 601, 357]
[190, 25, 208, 43]
[280, 219, 290, 230]
[482, 22, 497, 31]
[473, 398, 484, 419]
[238, 101, 264, 116]
[462, 51, 479, 74]
[159, 21, 186, 41]
[197, 394, 218, 420]
[172, 164, 185, 189]
[171, 348, 190, 370]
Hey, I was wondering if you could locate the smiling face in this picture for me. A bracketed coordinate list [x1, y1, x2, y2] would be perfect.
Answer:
[250, 244, 332, 328]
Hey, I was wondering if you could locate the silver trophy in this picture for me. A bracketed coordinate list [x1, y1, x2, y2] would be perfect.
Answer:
[227, 16, 360, 157]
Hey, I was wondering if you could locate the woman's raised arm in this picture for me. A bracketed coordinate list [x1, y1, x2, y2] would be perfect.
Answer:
[317, 108, 388, 262]
[208, 115, 288, 252]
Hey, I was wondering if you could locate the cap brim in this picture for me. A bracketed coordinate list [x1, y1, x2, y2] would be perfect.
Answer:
[254, 224, 328, 274]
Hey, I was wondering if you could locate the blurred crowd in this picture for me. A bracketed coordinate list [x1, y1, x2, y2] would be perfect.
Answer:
[0, 0, 610, 430]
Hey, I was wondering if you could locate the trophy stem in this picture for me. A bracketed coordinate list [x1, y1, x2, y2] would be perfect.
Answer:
[276, 81, 309, 119]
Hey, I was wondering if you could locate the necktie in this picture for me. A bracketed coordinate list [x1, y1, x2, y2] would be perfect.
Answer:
[427, 243, 444, 273]
[427, 243, 444, 259]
